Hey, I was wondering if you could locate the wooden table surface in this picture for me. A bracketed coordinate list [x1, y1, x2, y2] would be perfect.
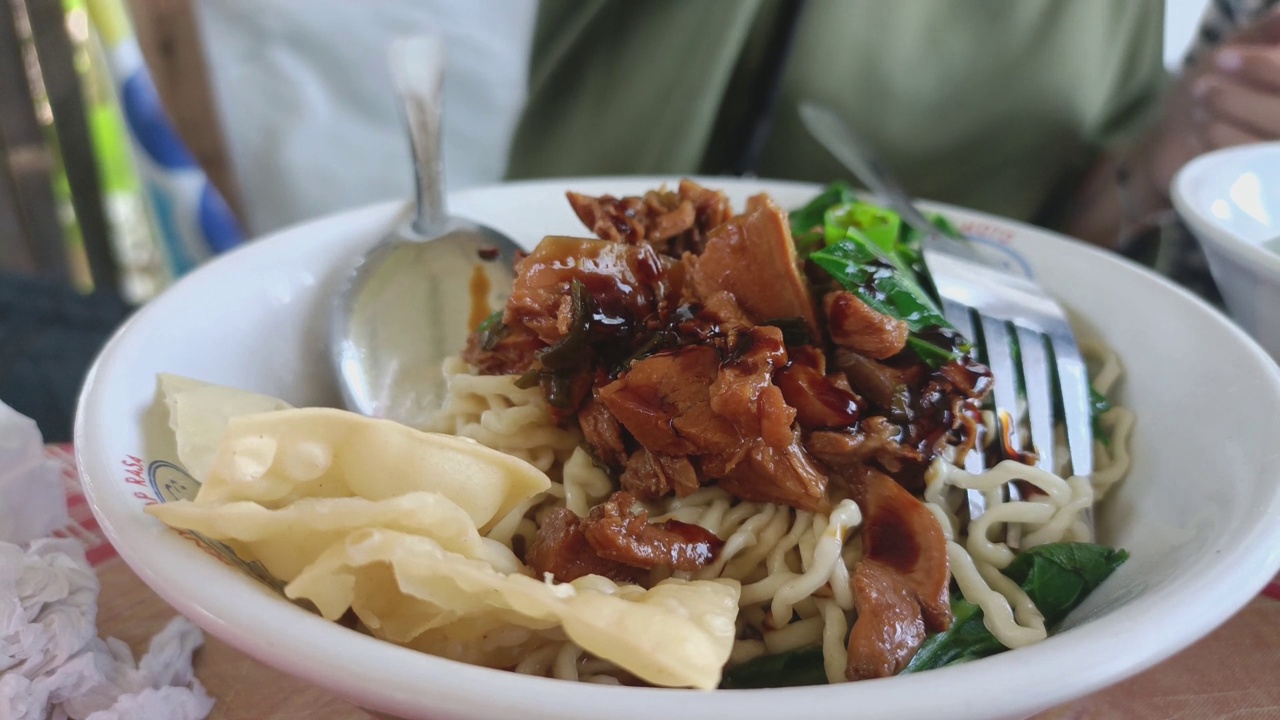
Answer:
[95, 555, 1280, 720]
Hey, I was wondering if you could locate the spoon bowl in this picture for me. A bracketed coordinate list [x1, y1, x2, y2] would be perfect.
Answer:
[334, 218, 517, 428]
[331, 34, 521, 427]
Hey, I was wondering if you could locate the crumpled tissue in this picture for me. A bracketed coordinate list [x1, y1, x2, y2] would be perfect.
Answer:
[0, 402, 67, 545]
[0, 400, 214, 720]
[0, 539, 214, 720]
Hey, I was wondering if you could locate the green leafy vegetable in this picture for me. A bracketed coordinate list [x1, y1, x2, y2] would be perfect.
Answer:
[930, 213, 963, 239]
[720, 646, 828, 689]
[906, 336, 960, 368]
[796, 183, 968, 367]
[901, 597, 1003, 672]
[1001, 542, 1129, 629]
[513, 368, 540, 390]
[614, 329, 678, 374]
[903, 211, 964, 245]
[476, 310, 507, 351]
[1052, 366, 1114, 448]
[810, 231, 958, 367]
[1091, 386, 1113, 447]
[823, 202, 902, 252]
[514, 279, 595, 407]
[810, 237, 946, 333]
[790, 182, 856, 257]
[535, 279, 594, 371]
[903, 542, 1128, 674]
[718, 542, 1126, 687]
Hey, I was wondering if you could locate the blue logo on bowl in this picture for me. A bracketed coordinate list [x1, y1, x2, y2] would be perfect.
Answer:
[147, 460, 201, 503]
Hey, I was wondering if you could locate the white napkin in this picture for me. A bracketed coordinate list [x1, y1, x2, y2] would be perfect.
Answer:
[0, 539, 213, 720]
[0, 399, 214, 720]
[0, 402, 67, 545]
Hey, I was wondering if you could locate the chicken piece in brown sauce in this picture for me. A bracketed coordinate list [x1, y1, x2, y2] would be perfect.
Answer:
[847, 559, 927, 680]
[582, 492, 723, 572]
[469, 181, 988, 559]
[824, 290, 909, 360]
[525, 493, 722, 584]
[567, 179, 733, 256]
[455, 183, 1020, 687]
[525, 507, 647, 585]
[689, 195, 819, 337]
[505, 236, 683, 346]
[843, 467, 953, 680]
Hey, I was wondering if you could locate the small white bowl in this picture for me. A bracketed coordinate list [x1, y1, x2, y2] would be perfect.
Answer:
[76, 178, 1280, 720]
[1173, 141, 1280, 360]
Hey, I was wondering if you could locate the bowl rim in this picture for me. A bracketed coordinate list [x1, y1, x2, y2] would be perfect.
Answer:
[76, 176, 1280, 720]
[1172, 140, 1280, 277]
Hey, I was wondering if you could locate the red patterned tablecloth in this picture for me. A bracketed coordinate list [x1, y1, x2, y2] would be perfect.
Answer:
[50, 445, 1280, 719]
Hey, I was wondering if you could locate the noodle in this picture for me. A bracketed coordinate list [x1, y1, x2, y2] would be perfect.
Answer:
[913, 344, 1133, 651]
[513, 643, 561, 677]
[817, 598, 850, 684]
[1091, 407, 1135, 501]
[1083, 342, 1135, 501]
[553, 643, 584, 682]
[427, 342, 1133, 682]
[426, 356, 579, 478]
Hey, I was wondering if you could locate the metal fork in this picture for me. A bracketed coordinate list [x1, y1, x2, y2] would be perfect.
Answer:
[798, 101, 1095, 539]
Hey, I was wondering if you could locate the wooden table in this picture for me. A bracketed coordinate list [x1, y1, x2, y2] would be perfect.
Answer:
[95, 555, 1280, 719]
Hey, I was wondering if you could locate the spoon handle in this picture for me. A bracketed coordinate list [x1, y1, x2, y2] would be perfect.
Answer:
[389, 35, 448, 235]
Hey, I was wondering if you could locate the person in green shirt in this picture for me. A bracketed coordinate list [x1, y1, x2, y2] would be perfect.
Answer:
[506, 0, 1280, 261]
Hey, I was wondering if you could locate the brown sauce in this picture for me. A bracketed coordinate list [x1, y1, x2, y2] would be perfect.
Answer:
[469, 265, 492, 331]
[659, 520, 725, 566]
[865, 501, 921, 574]
[776, 362, 861, 429]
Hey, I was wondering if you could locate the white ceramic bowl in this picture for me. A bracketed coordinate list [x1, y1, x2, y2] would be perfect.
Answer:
[77, 178, 1280, 720]
[1173, 141, 1280, 360]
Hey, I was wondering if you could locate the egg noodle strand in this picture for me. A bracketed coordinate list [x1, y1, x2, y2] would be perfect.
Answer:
[430, 348, 1132, 683]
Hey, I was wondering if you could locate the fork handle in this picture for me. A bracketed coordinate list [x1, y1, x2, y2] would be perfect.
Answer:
[798, 101, 983, 263]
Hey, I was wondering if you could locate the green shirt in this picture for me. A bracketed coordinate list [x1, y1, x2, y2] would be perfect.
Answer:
[507, 0, 1166, 224]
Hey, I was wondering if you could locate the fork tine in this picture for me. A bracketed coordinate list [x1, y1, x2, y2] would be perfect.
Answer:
[979, 315, 1025, 547]
[1053, 337, 1095, 538]
[942, 300, 986, 475]
[942, 300, 989, 527]
[798, 102, 1095, 540]
[1050, 336, 1095, 478]
[977, 316, 1022, 457]
[1015, 325, 1056, 476]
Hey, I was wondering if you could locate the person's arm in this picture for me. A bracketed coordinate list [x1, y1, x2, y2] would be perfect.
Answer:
[1062, 4, 1280, 250]
[1058, 137, 1173, 251]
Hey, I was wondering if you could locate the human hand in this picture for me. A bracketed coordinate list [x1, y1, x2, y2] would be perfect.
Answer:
[1141, 7, 1280, 195]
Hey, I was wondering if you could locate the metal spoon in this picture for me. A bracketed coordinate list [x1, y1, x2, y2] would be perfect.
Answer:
[332, 34, 520, 429]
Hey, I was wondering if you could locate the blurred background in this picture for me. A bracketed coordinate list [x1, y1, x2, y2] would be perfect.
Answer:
[0, 0, 1223, 440]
